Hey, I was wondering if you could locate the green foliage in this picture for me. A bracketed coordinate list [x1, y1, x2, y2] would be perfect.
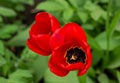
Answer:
[79, 74, 86, 83]
[0, 7, 16, 17]
[117, 71, 120, 83]
[95, 32, 120, 50]
[7, 28, 29, 46]
[0, 41, 5, 55]
[98, 73, 109, 83]
[44, 69, 79, 83]
[0, 16, 3, 22]
[8, 69, 33, 83]
[0, 0, 120, 83]
[0, 24, 18, 39]
[36, 1, 64, 12]
[0, 56, 6, 67]
[107, 45, 120, 69]
[63, 8, 74, 21]
[107, 10, 120, 38]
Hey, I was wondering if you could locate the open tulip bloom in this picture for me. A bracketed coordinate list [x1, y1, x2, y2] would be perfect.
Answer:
[27, 12, 92, 77]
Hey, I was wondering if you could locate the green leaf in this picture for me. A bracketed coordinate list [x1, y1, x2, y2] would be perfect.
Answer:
[87, 67, 96, 78]
[68, 0, 78, 8]
[7, 28, 29, 46]
[0, 16, 3, 22]
[92, 49, 103, 66]
[87, 34, 102, 50]
[95, 32, 120, 50]
[99, 0, 108, 3]
[82, 24, 94, 30]
[79, 74, 86, 83]
[84, 1, 106, 21]
[44, 69, 79, 83]
[36, 1, 64, 12]
[8, 79, 26, 83]
[111, 0, 120, 14]
[2, 49, 16, 76]
[115, 21, 120, 32]
[0, 77, 7, 83]
[15, 4, 25, 11]
[21, 48, 48, 82]
[19, 0, 34, 5]
[63, 8, 74, 21]
[0, 41, 5, 55]
[84, 1, 97, 11]
[107, 10, 120, 38]
[98, 73, 109, 83]
[77, 11, 88, 23]
[28, 55, 48, 82]
[0, 24, 18, 39]
[0, 7, 16, 17]
[107, 45, 120, 69]
[21, 47, 38, 60]
[56, 0, 70, 9]
[9, 69, 32, 79]
[9, 69, 33, 83]
[87, 76, 95, 83]
[90, 6, 106, 21]
[117, 71, 120, 83]
[0, 56, 6, 67]
[108, 61, 120, 69]
[5, 48, 17, 62]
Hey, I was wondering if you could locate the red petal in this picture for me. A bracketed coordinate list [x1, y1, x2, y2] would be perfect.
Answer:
[35, 12, 60, 33]
[49, 57, 69, 77]
[50, 28, 65, 50]
[50, 22, 87, 50]
[49, 13, 61, 32]
[66, 62, 85, 71]
[76, 40, 92, 71]
[77, 68, 87, 76]
[77, 45, 92, 76]
[30, 23, 51, 35]
[63, 23, 87, 42]
[85, 46, 92, 70]
[51, 42, 77, 66]
[31, 34, 51, 54]
[26, 39, 50, 56]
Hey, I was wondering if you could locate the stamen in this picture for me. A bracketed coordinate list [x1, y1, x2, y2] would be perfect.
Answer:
[70, 55, 77, 60]
[65, 47, 86, 64]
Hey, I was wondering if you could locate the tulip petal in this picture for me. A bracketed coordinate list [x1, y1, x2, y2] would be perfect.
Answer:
[77, 46, 92, 76]
[30, 23, 51, 35]
[26, 39, 50, 56]
[50, 28, 65, 50]
[85, 46, 92, 70]
[63, 23, 87, 42]
[76, 40, 92, 71]
[77, 68, 87, 76]
[51, 42, 77, 65]
[49, 58, 69, 77]
[35, 12, 60, 32]
[49, 14, 61, 32]
[31, 34, 51, 54]
[66, 62, 85, 71]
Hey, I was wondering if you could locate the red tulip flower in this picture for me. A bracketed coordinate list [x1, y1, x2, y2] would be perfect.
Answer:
[27, 12, 92, 77]
[49, 23, 92, 76]
[27, 12, 60, 55]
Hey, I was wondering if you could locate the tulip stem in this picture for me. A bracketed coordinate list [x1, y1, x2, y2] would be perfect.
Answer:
[104, 0, 111, 68]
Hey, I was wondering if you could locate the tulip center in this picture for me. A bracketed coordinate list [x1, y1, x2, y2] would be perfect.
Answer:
[65, 47, 86, 64]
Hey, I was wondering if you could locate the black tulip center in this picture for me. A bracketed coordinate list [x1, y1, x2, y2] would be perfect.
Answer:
[65, 47, 86, 64]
